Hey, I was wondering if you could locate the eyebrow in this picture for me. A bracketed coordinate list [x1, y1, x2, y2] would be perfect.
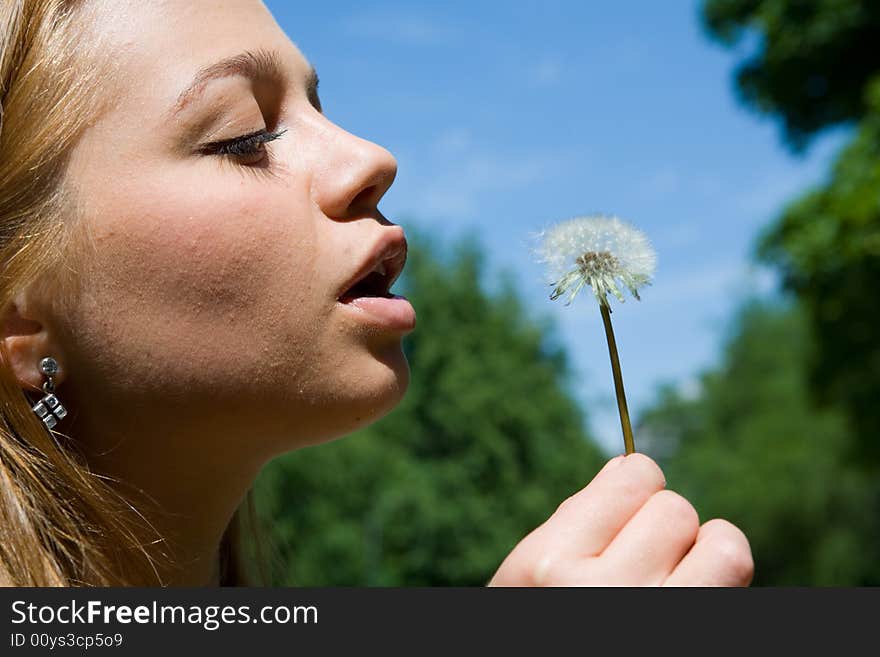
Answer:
[170, 48, 319, 116]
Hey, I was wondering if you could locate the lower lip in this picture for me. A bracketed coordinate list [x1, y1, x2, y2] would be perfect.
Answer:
[337, 294, 416, 332]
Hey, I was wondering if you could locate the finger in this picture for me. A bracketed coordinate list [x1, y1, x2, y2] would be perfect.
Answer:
[662, 519, 754, 587]
[598, 489, 700, 585]
[536, 453, 667, 558]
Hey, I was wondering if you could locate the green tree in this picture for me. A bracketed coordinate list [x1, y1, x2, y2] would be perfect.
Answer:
[638, 0, 880, 585]
[758, 106, 880, 463]
[703, 0, 880, 466]
[703, 0, 880, 149]
[255, 229, 605, 585]
[639, 301, 879, 585]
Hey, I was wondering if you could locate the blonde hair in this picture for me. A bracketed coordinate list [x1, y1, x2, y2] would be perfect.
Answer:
[0, 0, 258, 586]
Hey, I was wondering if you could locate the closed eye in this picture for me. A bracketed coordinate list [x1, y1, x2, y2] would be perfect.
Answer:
[199, 128, 287, 165]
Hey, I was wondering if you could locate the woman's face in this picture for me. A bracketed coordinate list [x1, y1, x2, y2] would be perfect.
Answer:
[54, 0, 414, 460]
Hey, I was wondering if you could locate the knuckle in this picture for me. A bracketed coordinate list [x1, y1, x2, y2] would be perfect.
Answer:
[554, 493, 576, 516]
[704, 519, 754, 584]
[527, 547, 567, 587]
[621, 453, 666, 492]
[654, 490, 700, 534]
[504, 530, 567, 587]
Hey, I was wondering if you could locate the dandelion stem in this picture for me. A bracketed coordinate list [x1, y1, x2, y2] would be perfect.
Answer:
[599, 303, 635, 455]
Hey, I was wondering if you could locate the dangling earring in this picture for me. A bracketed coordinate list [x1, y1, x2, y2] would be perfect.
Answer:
[31, 356, 67, 430]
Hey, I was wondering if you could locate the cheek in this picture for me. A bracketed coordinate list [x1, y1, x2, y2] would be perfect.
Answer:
[67, 176, 322, 393]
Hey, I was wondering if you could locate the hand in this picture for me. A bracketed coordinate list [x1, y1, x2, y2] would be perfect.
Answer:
[488, 453, 753, 586]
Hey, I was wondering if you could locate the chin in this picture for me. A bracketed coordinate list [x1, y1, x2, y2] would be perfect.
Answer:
[296, 346, 410, 449]
[344, 345, 410, 430]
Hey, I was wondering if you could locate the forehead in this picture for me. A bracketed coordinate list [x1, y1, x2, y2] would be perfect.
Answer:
[82, 0, 307, 123]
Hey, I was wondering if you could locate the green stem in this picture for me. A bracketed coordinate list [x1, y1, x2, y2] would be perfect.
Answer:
[599, 303, 635, 455]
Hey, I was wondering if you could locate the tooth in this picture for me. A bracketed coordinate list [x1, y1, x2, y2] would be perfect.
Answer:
[372, 260, 387, 276]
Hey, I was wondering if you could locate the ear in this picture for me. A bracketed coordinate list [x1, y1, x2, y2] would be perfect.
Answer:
[0, 290, 63, 393]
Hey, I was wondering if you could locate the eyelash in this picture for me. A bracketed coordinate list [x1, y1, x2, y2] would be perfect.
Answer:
[200, 128, 287, 164]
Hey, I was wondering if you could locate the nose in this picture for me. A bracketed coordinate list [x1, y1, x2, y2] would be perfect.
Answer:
[310, 118, 398, 221]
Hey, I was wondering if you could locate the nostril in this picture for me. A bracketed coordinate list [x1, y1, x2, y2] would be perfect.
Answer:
[349, 184, 379, 211]
[348, 159, 396, 213]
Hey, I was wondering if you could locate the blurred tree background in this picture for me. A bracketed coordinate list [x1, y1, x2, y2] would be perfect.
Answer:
[636, 0, 879, 584]
[252, 0, 879, 586]
[254, 229, 606, 585]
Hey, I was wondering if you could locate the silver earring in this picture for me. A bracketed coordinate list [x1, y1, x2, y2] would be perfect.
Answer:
[31, 356, 67, 430]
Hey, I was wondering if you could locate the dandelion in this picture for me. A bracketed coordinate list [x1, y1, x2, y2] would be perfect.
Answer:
[533, 214, 657, 455]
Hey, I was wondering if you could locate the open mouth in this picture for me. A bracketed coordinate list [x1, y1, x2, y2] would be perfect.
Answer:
[337, 234, 407, 304]
[335, 233, 415, 331]
[338, 266, 395, 302]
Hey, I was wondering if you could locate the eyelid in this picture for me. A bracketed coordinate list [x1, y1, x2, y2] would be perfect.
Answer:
[198, 128, 287, 156]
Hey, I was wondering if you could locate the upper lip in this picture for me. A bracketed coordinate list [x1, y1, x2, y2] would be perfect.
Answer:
[336, 227, 408, 300]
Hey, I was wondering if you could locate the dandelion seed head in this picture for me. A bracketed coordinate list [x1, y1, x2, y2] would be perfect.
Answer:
[532, 214, 657, 306]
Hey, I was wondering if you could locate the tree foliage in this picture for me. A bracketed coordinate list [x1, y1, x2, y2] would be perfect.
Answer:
[703, 0, 880, 149]
[758, 103, 880, 464]
[639, 301, 879, 585]
[704, 0, 880, 469]
[665, 0, 880, 584]
[255, 229, 605, 585]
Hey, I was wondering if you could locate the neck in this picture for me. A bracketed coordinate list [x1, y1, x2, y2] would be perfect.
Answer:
[71, 404, 266, 586]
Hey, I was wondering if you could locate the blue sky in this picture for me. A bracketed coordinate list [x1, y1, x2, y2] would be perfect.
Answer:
[266, 0, 845, 453]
